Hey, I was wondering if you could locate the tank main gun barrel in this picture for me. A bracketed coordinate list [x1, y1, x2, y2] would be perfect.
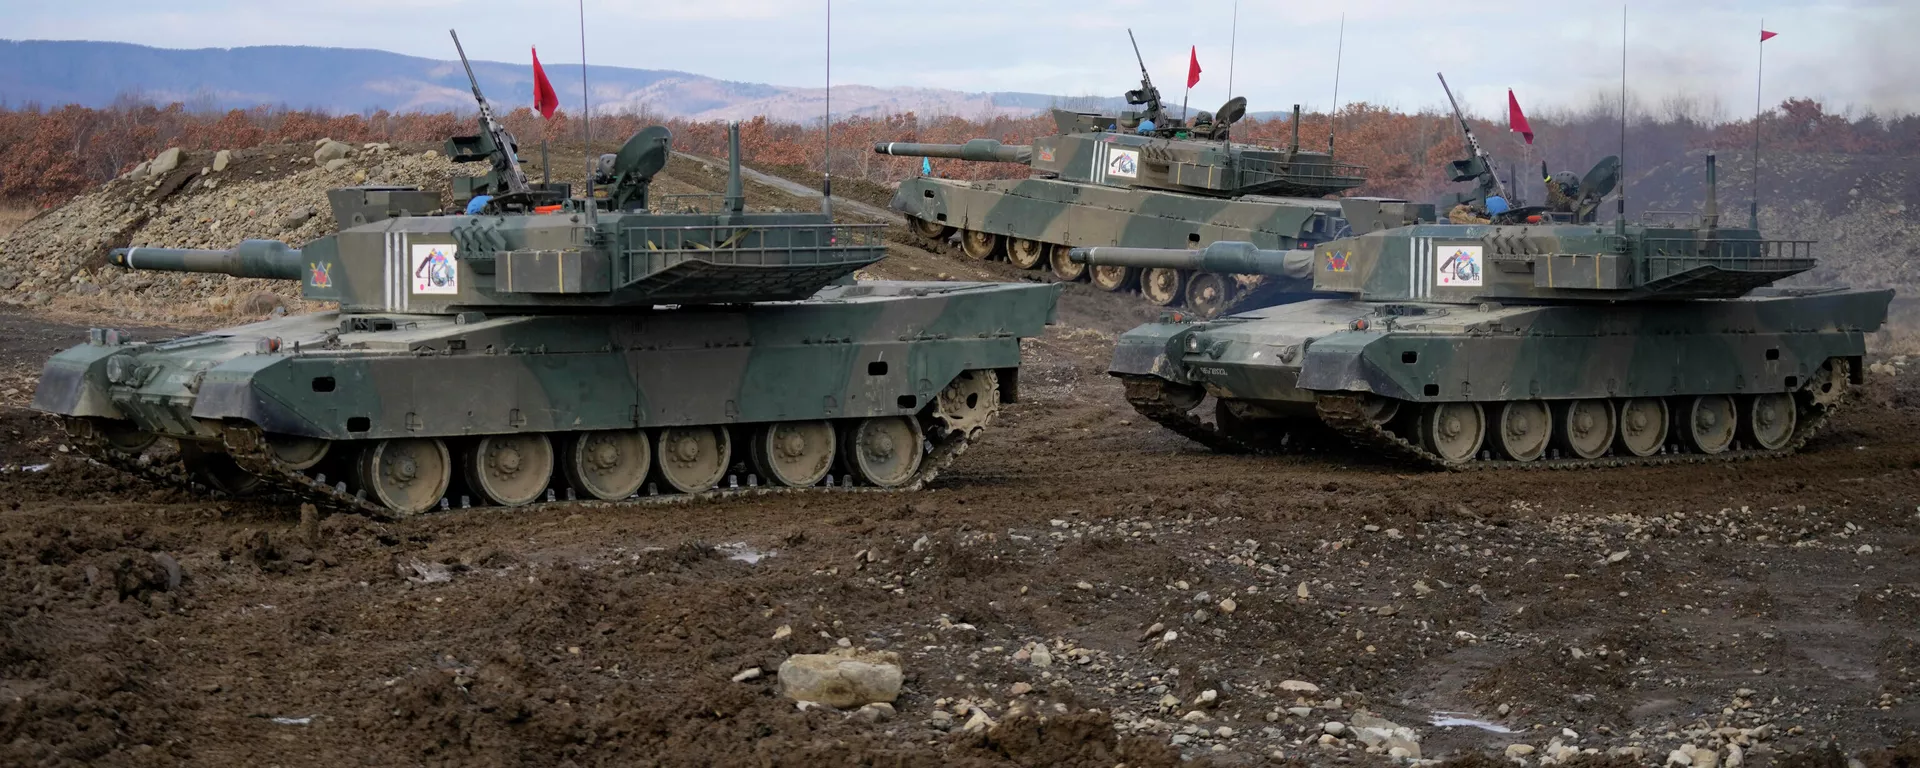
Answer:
[874, 140, 1033, 164]
[109, 240, 304, 280]
[1069, 242, 1313, 280]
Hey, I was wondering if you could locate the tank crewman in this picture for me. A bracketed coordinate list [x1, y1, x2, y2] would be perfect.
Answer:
[1542, 163, 1581, 213]
[1448, 201, 1491, 224]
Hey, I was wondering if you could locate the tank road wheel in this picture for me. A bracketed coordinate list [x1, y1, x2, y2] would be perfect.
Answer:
[181, 443, 262, 496]
[1360, 395, 1402, 425]
[655, 426, 732, 493]
[1491, 401, 1551, 462]
[1741, 393, 1798, 451]
[1553, 399, 1617, 460]
[1049, 244, 1088, 281]
[910, 216, 955, 241]
[359, 438, 452, 517]
[934, 369, 1000, 438]
[1090, 265, 1135, 292]
[1006, 237, 1047, 269]
[1614, 397, 1669, 457]
[1184, 273, 1235, 318]
[71, 417, 159, 453]
[1139, 268, 1186, 306]
[266, 434, 330, 471]
[842, 415, 924, 488]
[1806, 358, 1851, 407]
[1419, 402, 1486, 464]
[960, 229, 1001, 260]
[750, 421, 837, 488]
[1681, 395, 1738, 454]
[464, 433, 555, 507]
[563, 429, 652, 501]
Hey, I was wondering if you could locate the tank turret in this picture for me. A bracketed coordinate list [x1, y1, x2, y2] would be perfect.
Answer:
[110, 122, 885, 310]
[875, 103, 1361, 198]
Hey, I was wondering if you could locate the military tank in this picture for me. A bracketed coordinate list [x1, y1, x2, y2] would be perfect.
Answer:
[1072, 153, 1892, 468]
[872, 31, 1363, 318]
[31, 38, 1062, 517]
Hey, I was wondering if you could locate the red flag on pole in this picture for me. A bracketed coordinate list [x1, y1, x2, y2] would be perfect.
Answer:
[1507, 89, 1533, 145]
[531, 47, 559, 119]
[1186, 46, 1202, 88]
[1760, 29, 1777, 41]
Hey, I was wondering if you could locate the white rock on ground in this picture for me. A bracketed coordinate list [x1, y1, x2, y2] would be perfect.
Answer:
[777, 649, 903, 709]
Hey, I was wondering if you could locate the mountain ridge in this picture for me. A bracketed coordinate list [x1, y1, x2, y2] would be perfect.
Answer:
[0, 38, 1135, 122]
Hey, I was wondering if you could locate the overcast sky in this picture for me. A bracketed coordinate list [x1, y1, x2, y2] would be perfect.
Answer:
[11, 0, 1916, 119]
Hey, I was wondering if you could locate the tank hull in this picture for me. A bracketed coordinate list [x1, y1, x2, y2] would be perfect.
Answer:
[35, 280, 1061, 513]
[1110, 287, 1893, 467]
[892, 176, 1339, 315]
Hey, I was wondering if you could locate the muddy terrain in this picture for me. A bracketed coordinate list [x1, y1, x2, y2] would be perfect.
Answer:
[1, 150, 1916, 768]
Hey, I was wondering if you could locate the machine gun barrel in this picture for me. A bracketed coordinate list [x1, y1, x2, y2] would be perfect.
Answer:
[1436, 72, 1507, 199]
[1069, 242, 1313, 279]
[110, 240, 304, 280]
[1124, 28, 1165, 117]
[449, 29, 532, 196]
[873, 140, 1033, 164]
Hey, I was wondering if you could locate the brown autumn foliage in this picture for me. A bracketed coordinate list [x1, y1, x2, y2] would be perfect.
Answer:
[0, 95, 1914, 209]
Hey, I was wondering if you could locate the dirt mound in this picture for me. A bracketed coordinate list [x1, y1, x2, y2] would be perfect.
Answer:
[0, 141, 461, 323]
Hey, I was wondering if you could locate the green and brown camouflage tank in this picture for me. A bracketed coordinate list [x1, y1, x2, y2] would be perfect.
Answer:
[1074, 154, 1893, 469]
[31, 118, 1062, 517]
[874, 60, 1364, 319]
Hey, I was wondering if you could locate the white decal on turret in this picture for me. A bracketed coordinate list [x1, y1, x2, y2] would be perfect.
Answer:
[1437, 244, 1484, 287]
[1106, 147, 1139, 179]
[411, 243, 459, 295]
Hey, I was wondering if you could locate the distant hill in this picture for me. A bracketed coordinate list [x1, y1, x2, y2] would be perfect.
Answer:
[0, 39, 1131, 122]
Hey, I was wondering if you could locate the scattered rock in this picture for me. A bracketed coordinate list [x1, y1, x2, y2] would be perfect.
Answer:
[212, 149, 232, 172]
[777, 649, 903, 709]
[1009, 682, 1032, 696]
[1668, 748, 1695, 766]
[1218, 597, 1238, 614]
[853, 702, 895, 723]
[1323, 721, 1346, 736]
[1026, 643, 1053, 668]
[314, 140, 352, 164]
[731, 667, 763, 682]
[772, 624, 792, 640]
[1507, 744, 1537, 759]
[1351, 713, 1421, 759]
[324, 158, 350, 172]
[1280, 680, 1320, 693]
[149, 147, 183, 178]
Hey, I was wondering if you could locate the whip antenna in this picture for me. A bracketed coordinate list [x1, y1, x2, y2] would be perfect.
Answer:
[1328, 12, 1344, 154]
[579, 0, 594, 224]
[822, 0, 834, 218]
[1616, 4, 1627, 235]
[1226, 0, 1238, 99]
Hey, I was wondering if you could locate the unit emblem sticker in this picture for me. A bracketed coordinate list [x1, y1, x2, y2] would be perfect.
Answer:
[308, 261, 333, 288]
[1436, 244, 1483, 287]
[411, 243, 459, 294]
[1325, 250, 1351, 273]
[1037, 147, 1056, 163]
[1106, 147, 1139, 179]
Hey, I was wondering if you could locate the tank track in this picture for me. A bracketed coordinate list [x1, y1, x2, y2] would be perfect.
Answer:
[60, 418, 223, 498]
[1120, 377, 1336, 456]
[1120, 375, 1849, 470]
[211, 417, 983, 519]
[1313, 392, 1838, 471]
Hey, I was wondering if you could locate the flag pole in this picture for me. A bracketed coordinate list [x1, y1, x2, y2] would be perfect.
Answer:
[1751, 18, 1764, 228]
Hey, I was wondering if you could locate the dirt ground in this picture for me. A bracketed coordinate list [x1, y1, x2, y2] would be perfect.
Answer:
[3, 166, 1918, 768]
